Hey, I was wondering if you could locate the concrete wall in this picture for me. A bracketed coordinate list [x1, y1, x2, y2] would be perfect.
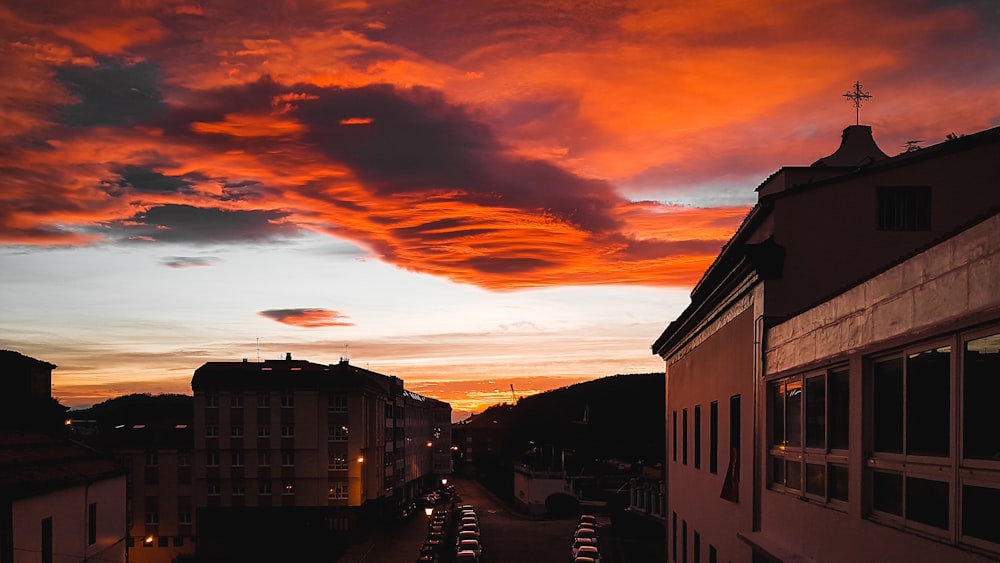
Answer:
[667, 304, 756, 563]
[13, 475, 126, 563]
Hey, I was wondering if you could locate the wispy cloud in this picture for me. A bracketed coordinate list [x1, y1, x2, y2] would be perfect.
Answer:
[258, 308, 355, 328]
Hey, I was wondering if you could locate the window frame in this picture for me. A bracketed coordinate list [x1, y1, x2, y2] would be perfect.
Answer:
[768, 364, 850, 510]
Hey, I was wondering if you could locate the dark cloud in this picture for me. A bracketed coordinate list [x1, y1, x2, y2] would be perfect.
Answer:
[161, 256, 219, 268]
[57, 60, 168, 127]
[294, 84, 624, 232]
[110, 204, 299, 244]
[116, 165, 192, 194]
[258, 308, 354, 328]
[458, 256, 554, 275]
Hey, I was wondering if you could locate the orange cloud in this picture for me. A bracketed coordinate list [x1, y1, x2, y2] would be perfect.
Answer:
[259, 309, 355, 328]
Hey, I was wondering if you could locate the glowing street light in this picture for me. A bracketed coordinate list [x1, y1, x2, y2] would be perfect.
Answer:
[424, 506, 434, 517]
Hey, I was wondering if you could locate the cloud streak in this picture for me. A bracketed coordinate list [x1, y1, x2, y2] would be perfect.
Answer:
[259, 308, 355, 328]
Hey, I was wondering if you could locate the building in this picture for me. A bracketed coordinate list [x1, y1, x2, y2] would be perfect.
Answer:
[0, 351, 127, 563]
[104, 417, 194, 563]
[189, 354, 451, 561]
[653, 125, 1000, 563]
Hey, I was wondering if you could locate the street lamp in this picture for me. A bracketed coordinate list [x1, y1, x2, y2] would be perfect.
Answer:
[424, 505, 434, 517]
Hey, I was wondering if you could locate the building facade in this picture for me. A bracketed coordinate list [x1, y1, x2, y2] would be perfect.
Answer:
[653, 125, 1000, 563]
[189, 354, 451, 560]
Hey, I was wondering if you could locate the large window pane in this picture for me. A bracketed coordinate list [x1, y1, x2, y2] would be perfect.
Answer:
[906, 476, 949, 530]
[906, 346, 950, 457]
[785, 380, 802, 448]
[829, 464, 848, 502]
[873, 471, 903, 515]
[964, 333, 1000, 460]
[771, 457, 785, 487]
[962, 484, 1000, 544]
[829, 367, 849, 450]
[873, 357, 904, 453]
[786, 460, 802, 491]
[770, 384, 784, 446]
[805, 463, 825, 497]
[805, 375, 826, 449]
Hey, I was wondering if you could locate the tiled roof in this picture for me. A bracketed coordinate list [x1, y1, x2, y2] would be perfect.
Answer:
[0, 431, 124, 499]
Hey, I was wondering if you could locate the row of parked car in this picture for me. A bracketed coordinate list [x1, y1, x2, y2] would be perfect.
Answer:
[570, 514, 601, 562]
[455, 504, 483, 562]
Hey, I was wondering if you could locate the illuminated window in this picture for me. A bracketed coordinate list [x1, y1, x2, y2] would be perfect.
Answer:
[329, 425, 349, 442]
[328, 481, 349, 500]
[329, 452, 348, 470]
[282, 481, 295, 495]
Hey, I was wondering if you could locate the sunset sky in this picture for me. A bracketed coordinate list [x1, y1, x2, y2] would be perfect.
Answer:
[2, 0, 998, 420]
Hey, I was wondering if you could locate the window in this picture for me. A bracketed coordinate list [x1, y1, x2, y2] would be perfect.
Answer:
[257, 451, 271, 466]
[682, 409, 688, 466]
[207, 482, 220, 496]
[206, 393, 218, 408]
[257, 394, 270, 408]
[280, 393, 294, 408]
[259, 481, 272, 495]
[672, 512, 677, 562]
[282, 481, 295, 495]
[329, 394, 348, 413]
[231, 393, 243, 407]
[88, 503, 97, 545]
[682, 520, 688, 563]
[145, 450, 158, 466]
[330, 425, 349, 442]
[720, 395, 741, 503]
[694, 530, 700, 563]
[41, 517, 52, 563]
[205, 425, 218, 438]
[173, 537, 184, 547]
[158, 536, 169, 547]
[281, 425, 295, 438]
[328, 481, 349, 499]
[145, 497, 159, 524]
[178, 511, 192, 524]
[694, 405, 702, 470]
[206, 451, 219, 466]
[231, 425, 244, 438]
[710, 401, 719, 474]
[258, 425, 271, 438]
[877, 185, 930, 231]
[769, 366, 849, 506]
[709, 545, 717, 563]
[232, 450, 244, 467]
[867, 328, 1000, 554]
[329, 452, 348, 470]
[672, 411, 677, 463]
[281, 450, 295, 466]
[232, 483, 245, 496]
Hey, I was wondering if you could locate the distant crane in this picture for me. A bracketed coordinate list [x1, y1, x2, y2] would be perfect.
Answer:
[510, 384, 516, 404]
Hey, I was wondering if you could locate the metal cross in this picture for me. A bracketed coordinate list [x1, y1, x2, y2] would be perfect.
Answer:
[843, 81, 872, 125]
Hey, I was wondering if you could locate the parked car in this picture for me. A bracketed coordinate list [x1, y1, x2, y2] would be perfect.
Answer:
[579, 514, 597, 526]
[571, 537, 598, 558]
[456, 530, 479, 546]
[573, 557, 597, 563]
[457, 539, 482, 560]
[576, 545, 601, 562]
[574, 527, 598, 542]
[459, 523, 481, 538]
[455, 551, 479, 562]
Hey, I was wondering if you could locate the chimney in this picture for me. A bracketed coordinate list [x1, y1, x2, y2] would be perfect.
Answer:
[285, 352, 292, 361]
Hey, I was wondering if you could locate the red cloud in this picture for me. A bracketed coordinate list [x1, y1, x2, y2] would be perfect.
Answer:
[258, 309, 355, 328]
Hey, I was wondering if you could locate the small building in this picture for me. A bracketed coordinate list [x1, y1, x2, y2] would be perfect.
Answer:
[653, 124, 1000, 563]
[0, 431, 127, 563]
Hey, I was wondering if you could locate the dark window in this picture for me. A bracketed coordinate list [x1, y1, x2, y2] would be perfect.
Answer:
[694, 531, 701, 563]
[709, 545, 717, 563]
[694, 405, 702, 469]
[682, 409, 688, 466]
[962, 484, 1000, 544]
[963, 333, 1000, 460]
[88, 502, 97, 545]
[805, 376, 825, 449]
[672, 411, 678, 463]
[906, 347, 950, 457]
[41, 517, 52, 563]
[157, 536, 169, 547]
[906, 476, 949, 530]
[829, 367, 849, 450]
[829, 465, 849, 502]
[719, 395, 741, 503]
[805, 464, 825, 497]
[872, 471, 903, 516]
[682, 520, 688, 563]
[873, 357, 904, 453]
[877, 186, 930, 231]
[709, 401, 719, 474]
[672, 512, 677, 562]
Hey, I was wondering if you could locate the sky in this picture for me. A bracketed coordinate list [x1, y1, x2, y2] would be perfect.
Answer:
[2, 0, 999, 421]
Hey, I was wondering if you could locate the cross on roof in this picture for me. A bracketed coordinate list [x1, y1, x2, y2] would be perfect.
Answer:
[843, 81, 872, 125]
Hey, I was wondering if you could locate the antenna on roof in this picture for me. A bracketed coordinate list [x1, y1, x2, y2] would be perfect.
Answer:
[256, 338, 260, 362]
[343, 343, 350, 361]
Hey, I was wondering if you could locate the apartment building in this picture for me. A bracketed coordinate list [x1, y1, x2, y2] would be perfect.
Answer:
[653, 125, 1000, 563]
[190, 354, 451, 560]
